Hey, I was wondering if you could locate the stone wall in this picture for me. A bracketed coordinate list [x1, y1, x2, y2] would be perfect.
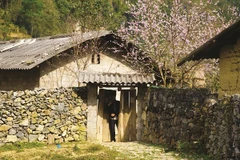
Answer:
[141, 88, 240, 159]
[0, 87, 87, 145]
[205, 94, 240, 159]
[141, 88, 210, 147]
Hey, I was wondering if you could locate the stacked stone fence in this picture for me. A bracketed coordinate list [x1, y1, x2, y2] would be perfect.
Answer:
[205, 94, 240, 159]
[141, 88, 211, 147]
[141, 87, 240, 159]
[0, 87, 87, 145]
[1, 86, 240, 159]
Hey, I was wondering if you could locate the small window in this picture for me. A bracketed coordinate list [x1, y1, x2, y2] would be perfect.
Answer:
[92, 53, 100, 64]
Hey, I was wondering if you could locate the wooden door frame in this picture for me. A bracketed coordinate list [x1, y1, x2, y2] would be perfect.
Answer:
[96, 87, 137, 142]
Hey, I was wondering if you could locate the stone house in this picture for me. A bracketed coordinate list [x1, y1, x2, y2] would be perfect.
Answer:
[178, 19, 240, 96]
[0, 30, 155, 142]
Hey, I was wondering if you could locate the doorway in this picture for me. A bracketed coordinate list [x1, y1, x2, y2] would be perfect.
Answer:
[97, 88, 137, 142]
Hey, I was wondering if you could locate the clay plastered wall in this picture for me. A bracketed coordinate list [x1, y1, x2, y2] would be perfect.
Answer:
[0, 68, 39, 91]
[141, 88, 210, 147]
[219, 39, 240, 96]
[40, 53, 137, 89]
[0, 87, 87, 144]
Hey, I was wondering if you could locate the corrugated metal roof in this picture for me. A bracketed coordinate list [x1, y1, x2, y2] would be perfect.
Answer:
[79, 72, 155, 84]
[0, 30, 111, 70]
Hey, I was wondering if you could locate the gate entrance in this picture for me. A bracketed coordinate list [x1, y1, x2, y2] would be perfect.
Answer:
[97, 88, 137, 142]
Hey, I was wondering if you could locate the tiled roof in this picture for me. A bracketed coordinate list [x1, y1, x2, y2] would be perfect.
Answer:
[79, 72, 155, 84]
[0, 30, 111, 70]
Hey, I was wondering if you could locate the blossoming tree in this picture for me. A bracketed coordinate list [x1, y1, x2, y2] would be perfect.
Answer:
[117, 0, 238, 88]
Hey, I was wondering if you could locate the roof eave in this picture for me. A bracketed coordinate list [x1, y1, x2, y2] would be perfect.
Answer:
[177, 18, 240, 66]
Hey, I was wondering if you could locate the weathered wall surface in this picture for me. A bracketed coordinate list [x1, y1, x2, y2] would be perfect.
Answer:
[141, 88, 210, 147]
[40, 53, 137, 89]
[142, 88, 240, 159]
[0, 87, 87, 145]
[219, 40, 240, 96]
[0, 68, 39, 91]
[205, 94, 240, 159]
[0, 51, 137, 91]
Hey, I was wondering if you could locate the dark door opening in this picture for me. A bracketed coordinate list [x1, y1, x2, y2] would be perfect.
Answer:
[97, 88, 136, 142]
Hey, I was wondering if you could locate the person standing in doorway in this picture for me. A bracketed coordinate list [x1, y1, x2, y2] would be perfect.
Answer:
[105, 94, 120, 142]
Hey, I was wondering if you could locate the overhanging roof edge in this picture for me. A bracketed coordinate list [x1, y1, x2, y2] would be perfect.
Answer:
[177, 18, 240, 66]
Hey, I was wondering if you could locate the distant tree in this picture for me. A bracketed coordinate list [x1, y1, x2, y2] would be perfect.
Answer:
[117, 0, 238, 88]
[16, 0, 60, 37]
[0, 0, 28, 40]
[55, 0, 135, 32]
[0, 0, 135, 38]
[0, 0, 10, 9]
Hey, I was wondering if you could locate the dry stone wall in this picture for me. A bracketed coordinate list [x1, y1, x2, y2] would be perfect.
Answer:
[205, 94, 240, 159]
[0, 87, 87, 145]
[141, 88, 210, 147]
[142, 88, 240, 159]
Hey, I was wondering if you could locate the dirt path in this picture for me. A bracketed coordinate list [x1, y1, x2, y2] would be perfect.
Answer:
[0, 142, 190, 160]
[101, 141, 185, 160]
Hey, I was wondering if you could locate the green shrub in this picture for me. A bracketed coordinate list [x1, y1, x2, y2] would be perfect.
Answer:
[176, 141, 206, 154]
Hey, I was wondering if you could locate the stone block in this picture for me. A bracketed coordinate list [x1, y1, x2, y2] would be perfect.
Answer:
[7, 117, 13, 122]
[31, 111, 38, 118]
[47, 134, 55, 144]
[57, 103, 64, 112]
[0, 125, 11, 131]
[42, 127, 50, 134]
[141, 112, 146, 121]
[0, 132, 6, 138]
[9, 128, 16, 135]
[65, 136, 74, 142]
[16, 131, 25, 139]
[6, 135, 18, 142]
[71, 125, 79, 132]
[54, 119, 61, 124]
[72, 92, 78, 98]
[73, 134, 79, 141]
[20, 118, 29, 126]
[30, 124, 36, 130]
[79, 125, 86, 132]
[48, 126, 57, 133]
[72, 107, 81, 115]
[38, 134, 45, 141]
[36, 125, 44, 131]
[13, 124, 19, 128]
[29, 134, 38, 142]
[62, 130, 67, 137]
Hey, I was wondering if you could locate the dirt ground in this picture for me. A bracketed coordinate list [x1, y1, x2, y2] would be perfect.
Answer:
[102, 141, 183, 160]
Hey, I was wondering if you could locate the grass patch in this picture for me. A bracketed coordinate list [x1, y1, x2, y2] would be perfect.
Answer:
[76, 149, 126, 160]
[0, 142, 45, 152]
[73, 144, 81, 152]
[86, 144, 104, 152]
[175, 141, 215, 160]
[138, 141, 214, 160]
[0, 141, 215, 160]
[41, 154, 73, 160]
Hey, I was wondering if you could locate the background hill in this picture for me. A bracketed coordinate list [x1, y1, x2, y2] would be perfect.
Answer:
[0, 0, 238, 40]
